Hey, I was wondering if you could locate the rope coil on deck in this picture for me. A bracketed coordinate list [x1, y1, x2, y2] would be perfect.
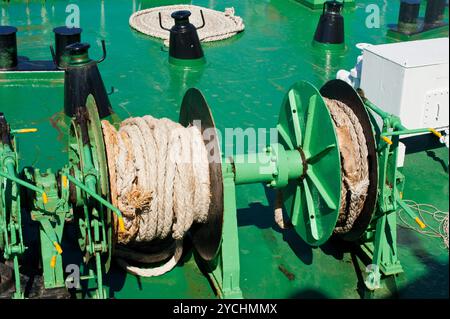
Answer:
[398, 200, 449, 249]
[129, 5, 245, 46]
[102, 116, 211, 276]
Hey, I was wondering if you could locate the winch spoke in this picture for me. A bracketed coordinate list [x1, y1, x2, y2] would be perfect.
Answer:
[288, 89, 303, 148]
[277, 124, 295, 150]
[306, 169, 337, 210]
[302, 179, 319, 241]
[302, 95, 317, 152]
[290, 184, 302, 226]
[306, 144, 336, 165]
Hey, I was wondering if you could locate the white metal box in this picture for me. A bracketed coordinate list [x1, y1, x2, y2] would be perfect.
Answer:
[360, 38, 449, 166]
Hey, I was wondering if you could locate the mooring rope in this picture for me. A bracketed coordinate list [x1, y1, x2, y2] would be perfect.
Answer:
[398, 200, 449, 249]
[325, 98, 370, 234]
[115, 240, 184, 277]
[129, 5, 245, 47]
[274, 190, 293, 230]
[102, 116, 211, 276]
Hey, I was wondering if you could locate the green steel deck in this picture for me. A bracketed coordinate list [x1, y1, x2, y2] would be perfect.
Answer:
[0, 0, 448, 299]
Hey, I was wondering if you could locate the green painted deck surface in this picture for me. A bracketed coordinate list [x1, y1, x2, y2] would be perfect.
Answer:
[0, 0, 448, 298]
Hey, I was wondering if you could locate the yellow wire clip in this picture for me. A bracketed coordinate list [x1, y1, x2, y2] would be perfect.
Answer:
[429, 128, 443, 139]
[42, 192, 48, 204]
[53, 241, 63, 255]
[62, 175, 68, 188]
[381, 136, 393, 145]
[119, 217, 125, 233]
[415, 217, 426, 229]
[118, 217, 125, 233]
[50, 255, 57, 268]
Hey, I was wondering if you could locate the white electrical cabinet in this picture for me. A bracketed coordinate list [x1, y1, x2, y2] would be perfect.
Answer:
[360, 38, 449, 166]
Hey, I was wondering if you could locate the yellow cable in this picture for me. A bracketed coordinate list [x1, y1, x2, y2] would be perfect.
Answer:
[429, 128, 443, 139]
[381, 136, 393, 145]
[15, 128, 38, 134]
[53, 241, 63, 254]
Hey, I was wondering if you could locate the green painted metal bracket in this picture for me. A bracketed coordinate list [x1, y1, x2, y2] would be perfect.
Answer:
[365, 99, 444, 141]
[37, 216, 65, 289]
[358, 99, 436, 293]
[0, 142, 26, 298]
[205, 160, 242, 299]
[361, 171, 404, 292]
[20, 167, 69, 290]
[66, 171, 109, 298]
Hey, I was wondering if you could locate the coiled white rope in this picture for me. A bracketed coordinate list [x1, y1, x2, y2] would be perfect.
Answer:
[326, 98, 370, 234]
[102, 116, 211, 276]
[398, 200, 449, 249]
[129, 5, 245, 47]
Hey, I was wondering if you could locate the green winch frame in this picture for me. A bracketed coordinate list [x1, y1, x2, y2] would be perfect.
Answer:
[0, 94, 125, 299]
[0, 52, 443, 299]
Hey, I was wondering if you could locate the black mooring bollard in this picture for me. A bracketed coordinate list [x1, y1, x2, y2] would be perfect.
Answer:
[424, 0, 447, 27]
[159, 10, 206, 66]
[397, 0, 421, 33]
[53, 26, 82, 67]
[313, 1, 345, 48]
[63, 42, 112, 119]
[0, 26, 18, 70]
